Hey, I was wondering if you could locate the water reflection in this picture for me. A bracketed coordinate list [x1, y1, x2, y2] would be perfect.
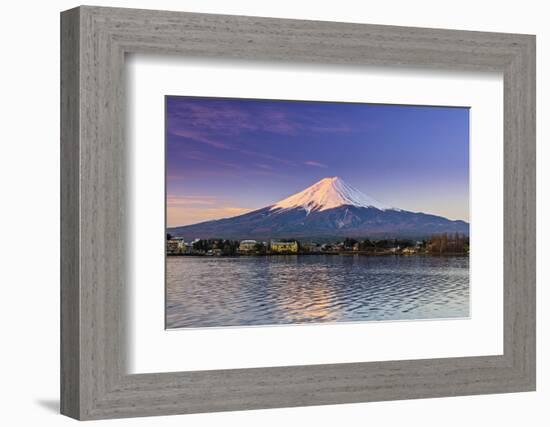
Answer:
[166, 255, 469, 329]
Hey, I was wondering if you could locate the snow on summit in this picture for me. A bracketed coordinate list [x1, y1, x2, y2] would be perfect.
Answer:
[270, 176, 391, 213]
[169, 175, 468, 239]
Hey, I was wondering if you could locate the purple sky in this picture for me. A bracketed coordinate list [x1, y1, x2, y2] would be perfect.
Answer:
[166, 96, 469, 227]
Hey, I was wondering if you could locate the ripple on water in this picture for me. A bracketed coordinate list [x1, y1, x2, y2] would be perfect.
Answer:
[166, 255, 469, 328]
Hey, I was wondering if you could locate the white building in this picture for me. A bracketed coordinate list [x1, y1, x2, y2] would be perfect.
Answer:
[239, 240, 257, 253]
[166, 237, 185, 255]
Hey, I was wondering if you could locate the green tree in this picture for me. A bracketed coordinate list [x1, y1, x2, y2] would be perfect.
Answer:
[254, 242, 266, 254]
[343, 237, 357, 249]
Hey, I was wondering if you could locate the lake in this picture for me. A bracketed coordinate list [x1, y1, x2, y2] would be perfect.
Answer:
[166, 255, 469, 329]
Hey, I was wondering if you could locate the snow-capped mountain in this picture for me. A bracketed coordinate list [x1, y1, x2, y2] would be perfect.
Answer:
[270, 176, 392, 213]
[169, 177, 469, 240]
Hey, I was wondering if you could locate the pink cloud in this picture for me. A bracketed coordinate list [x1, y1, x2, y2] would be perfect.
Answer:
[167, 195, 219, 207]
[166, 193, 255, 226]
[167, 206, 254, 227]
[304, 160, 328, 168]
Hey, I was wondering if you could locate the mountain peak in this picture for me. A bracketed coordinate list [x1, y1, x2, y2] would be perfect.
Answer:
[169, 175, 469, 239]
[270, 176, 391, 213]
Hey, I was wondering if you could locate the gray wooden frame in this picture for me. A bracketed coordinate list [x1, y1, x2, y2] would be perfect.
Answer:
[61, 5, 536, 420]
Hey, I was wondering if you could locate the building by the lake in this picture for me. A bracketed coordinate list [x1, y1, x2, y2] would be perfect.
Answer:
[238, 240, 257, 253]
[270, 240, 298, 253]
[167, 237, 185, 255]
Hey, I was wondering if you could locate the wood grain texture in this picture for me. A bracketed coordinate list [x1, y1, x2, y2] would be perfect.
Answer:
[60, 7, 80, 419]
[60, 5, 536, 420]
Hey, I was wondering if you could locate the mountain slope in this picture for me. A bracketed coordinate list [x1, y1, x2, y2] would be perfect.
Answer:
[271, 176, 391, 213]
[169, 177, 469, 240]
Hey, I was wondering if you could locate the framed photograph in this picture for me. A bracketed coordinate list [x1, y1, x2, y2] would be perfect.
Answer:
[164, 96, 471, 329]
[61, 6, 536, 420]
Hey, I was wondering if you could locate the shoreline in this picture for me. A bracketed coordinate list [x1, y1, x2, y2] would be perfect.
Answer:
[167, 252, 469, 258]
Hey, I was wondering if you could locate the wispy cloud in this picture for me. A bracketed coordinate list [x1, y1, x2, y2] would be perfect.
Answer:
[256, 163, 274, 170]
[167, 97, 357, 144]
[304, 160, 328, 168]
[167, 195, 219, 207]
[178, 151, 242, 170]
[167, 193, 256, 226]
[167, 194, 254, 227]
[169, 128, 230, 150]
[169, 131, 296, 168]
[166, 97, 363, 171]
[167, 99, 296, 136]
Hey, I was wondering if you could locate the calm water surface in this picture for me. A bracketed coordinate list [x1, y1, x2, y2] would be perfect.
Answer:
[166, 255, 469, 329]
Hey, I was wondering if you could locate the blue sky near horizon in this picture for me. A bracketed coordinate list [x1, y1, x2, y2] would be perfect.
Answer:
[166, 96, 469, 227]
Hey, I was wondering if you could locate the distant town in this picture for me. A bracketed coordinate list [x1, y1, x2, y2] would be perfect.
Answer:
[166, 233, 469, 257]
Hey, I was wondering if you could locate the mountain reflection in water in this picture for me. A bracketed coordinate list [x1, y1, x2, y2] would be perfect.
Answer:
[166, 255, 469, 329]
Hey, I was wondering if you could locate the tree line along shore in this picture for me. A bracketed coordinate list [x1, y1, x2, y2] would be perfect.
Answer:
[166, 233, 469, 257]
